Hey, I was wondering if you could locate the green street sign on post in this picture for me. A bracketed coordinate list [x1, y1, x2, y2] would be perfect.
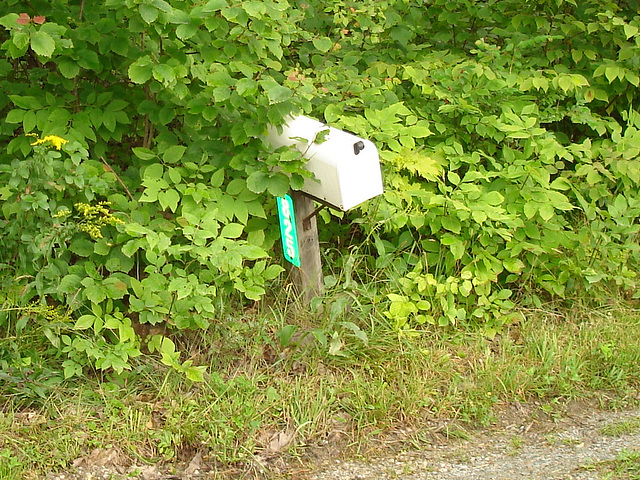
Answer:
[277, 194, 301, 267]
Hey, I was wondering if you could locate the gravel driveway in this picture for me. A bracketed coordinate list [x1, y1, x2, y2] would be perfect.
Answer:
[310, 406, 640, 480]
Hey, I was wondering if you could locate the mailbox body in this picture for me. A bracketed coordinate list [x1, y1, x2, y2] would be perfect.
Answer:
[267, 115, 383, 211]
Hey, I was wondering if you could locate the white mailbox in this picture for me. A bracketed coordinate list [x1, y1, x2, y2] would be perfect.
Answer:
[267, 115, 383, 211]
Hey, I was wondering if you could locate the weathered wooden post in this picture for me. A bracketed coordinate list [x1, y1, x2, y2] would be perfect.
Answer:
[275, 191, 323, 303]
[290, 190, 323, 303]
[269, 116, 383, 305]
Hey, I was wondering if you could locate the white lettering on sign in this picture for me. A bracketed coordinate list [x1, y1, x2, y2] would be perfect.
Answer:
[283, 217, 297, 259]
[281, 201, 297, 259]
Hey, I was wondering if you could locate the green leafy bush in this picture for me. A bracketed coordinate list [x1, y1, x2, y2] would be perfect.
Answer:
[1, 0, 640, 383]
[299, 0, 640, 332]
[0, 0, 308, 378]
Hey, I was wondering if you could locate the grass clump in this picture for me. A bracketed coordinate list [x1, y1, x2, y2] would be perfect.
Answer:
[600, 417, 640, 437]
[591, 449, 640, 480]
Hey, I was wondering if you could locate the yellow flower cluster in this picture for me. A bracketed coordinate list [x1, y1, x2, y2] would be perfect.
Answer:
[24, 303, 69, 322]
[75, 202, 124, 239]
[52, 208, 72, 218]
[52, 202, 124, 239]
[29, 134, 69, 150]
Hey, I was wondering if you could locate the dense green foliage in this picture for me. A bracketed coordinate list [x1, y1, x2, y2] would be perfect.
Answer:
[307, 0, 640, 333]
[1, 0, 640, 384]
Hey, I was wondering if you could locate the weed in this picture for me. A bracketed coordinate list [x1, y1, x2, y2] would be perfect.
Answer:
[509, 435, 525, 455]
[589, 449, 640, 480]
[0, 447, 24, 480]
[600, 417, 640, 437]
[441, 425, 472, 441]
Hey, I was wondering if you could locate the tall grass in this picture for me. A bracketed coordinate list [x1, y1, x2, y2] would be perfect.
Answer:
[2, 297, 640, 478]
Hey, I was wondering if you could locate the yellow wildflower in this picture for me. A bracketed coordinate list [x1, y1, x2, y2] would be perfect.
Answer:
[74, 202, 124, 239]
[52, 208, 72, 218]
[30, 135, 69, 150]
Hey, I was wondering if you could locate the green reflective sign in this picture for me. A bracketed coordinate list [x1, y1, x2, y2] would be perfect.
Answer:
[276, 194, 301, 267]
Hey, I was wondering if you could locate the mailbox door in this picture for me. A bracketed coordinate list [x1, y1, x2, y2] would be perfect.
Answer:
[267, 115, 383, 211]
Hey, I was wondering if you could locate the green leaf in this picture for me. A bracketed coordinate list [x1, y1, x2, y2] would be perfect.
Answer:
[5, 109, 24, 124]
[605, 65, 622, 84]
[450, 239, 465, 260]
[538, 203, 554, 221]
[264, 264, 284, 280]
[69, 238, 95, 257]
[265, 172, 289, 197]
[102, 110, 117, 131]
[104, 315, 121, 329]
[242, 1, 267, 18]
[312, 37, 334, 53]
[503, 258, 525, 273]
[63, 360, 82, 379]
[210, 168, 225, 188]
[22, 110, 36, 132]
[550, 177, 571, 190]
[160, 337, 180, 366]
[153, 63, 176, 85]
[483, 191, 504, 206]
[9, 95, 42, 109]
[12, 31, 29, 50]
[523, 202, 537, 219]
[235, 78, 257, 97]
[260, 78, 293, 105]
[237, 244, 266, 259]
[30, 31, 55, 57]
[246, 171, 269, 194]
[168, 276, 193, 299]
[184, 365, 206, 382]
[624, 24, 638, 39]
[107, 99, 128, 111]
[158, 107, 176, 125]
[132, 147, 157, 160]
[310, 329, 327, 348]
[152, 0, 173, 13]
[74, 315, 96, 330]
[441, 216, 461, 234]
[341, 321, 368, 344]
[57, 57, 80, 79]
[242, 284, 265, 300]
[626, 71, 639, 87]
[163, 145, 187, 163]
[139, 4, 159, 23]
[76, 49, 100, 70]
[278, 324, 298, 347]
[158, 188, 180, 212]
[405, 122, 433, 137]
[143, 163, 164, 180]
[176, 23, 198, 40]
[0, 13, 19, 28]
[390, 25, 412, 46]
[122, 239, 142, 256]
[168, 9, 190, 24]
[167, 167, 182, 184]
[58, 274, 82, 294]
[328, 332, 344, 356]
[83, 283, 107, 304]
[203, 0, 228, 12]
[128, 56, 154, 84]
[221, 223, 244, 238]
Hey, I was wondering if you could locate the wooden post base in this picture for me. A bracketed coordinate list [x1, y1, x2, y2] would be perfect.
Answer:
[290, 191, 323, 304]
